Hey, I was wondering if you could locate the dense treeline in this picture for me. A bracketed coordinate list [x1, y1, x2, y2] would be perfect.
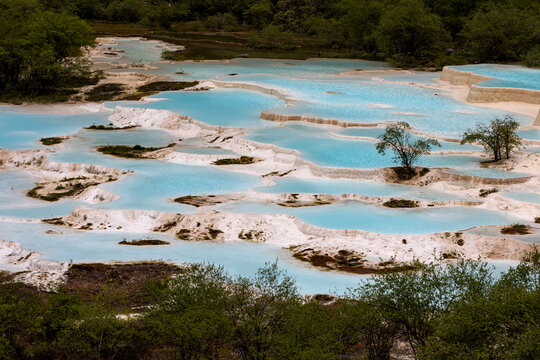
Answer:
[42, 0, 540, 67]
[0, 0, 100, 102]
[1, 255, 539, 359]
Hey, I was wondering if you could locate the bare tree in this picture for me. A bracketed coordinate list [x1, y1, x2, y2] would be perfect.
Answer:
[376, 122, 440, 171]
[461, 115, 522, 162]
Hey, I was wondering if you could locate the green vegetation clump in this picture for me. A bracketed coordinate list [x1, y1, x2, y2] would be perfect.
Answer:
[40, 137, 64, 146]
[84, 124, 139, 130]
[383, 199, 419, 208]
[118, 239, 170, 246]
[479, 188, 499, 197]
[535, 217, 540, 224]
[85, 83, 125, 102]
[96, 144, 170, 158]
[501, 224, 532, 235]
[137, 81, 199, 92]
[212, 156, 255, 165]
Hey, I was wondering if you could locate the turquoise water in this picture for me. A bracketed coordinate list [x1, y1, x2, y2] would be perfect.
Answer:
[503, 190, 540, 204]
[0, 171, 82, 219]
[222, 75, 532, 136]
[1, 221, 366, 294]
[113, 58, 392, 80]
[0, 109, 109, 149]
[96, 39, 165, 65]
[449, 64, 540, 90]
[517, 129, 540, 141]
[106, 88, 285, 128]
[218, 200, 517, 234]
[248, 123, 491, 170]
[335, 127, 481, 151]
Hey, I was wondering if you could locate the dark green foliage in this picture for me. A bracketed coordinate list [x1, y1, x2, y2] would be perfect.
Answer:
[0, 0, 100, 102]
[84, 83, 125, 102]
[377, 122, 440, 171]
[137, 81, 199, 92]
[1, 257, 540, 359]
[479, 188, 498, 197]
[461, 115, 522, 162]
[39, 137, 64, 146]
[118, 239, 170, 246]
[96, 144, 167, 158]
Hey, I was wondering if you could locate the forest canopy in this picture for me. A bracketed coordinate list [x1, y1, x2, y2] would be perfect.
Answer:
[45, 0, 540, 67]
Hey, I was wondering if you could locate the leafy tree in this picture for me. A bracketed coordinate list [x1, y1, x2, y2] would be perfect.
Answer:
[376, 122, 440, 171]
[356, 261, 493, 357]
[375, 0, 447, 58]
[461, 3, 539, 62]
[227, 262, 300, 360]
[461, 115, 522, 162]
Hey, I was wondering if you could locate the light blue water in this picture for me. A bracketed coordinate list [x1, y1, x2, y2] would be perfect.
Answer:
[1, 221, 366, 294]
[517, 129, 540, 141]
[224, 75, 533, 136]
[218, 200, 518, 234]
[335, 127, 481, 151]
[50, 132, 263, 212]
[248, 123, 489, 170]
[256, 178, 466, 201]
[0, 109, 109, 149]
[503, 190, 540, 204]
[449, 64, 540, 90]
[113, 58, 392, 81]
[95, 39, 165, 65]
[106, 88, 285, 128]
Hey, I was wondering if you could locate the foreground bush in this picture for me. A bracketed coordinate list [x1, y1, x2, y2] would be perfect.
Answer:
[0, 254, 539, 359]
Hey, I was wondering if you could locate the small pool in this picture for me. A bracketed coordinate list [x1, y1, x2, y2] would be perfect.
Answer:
[448, 64, 540, 91]
[503, 190, 540, 204]
[217, 200, 517, 234]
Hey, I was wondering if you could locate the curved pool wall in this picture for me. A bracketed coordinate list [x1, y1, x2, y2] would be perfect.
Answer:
[217, 201, 519, 234]
[219, 75, 533, 136]
[446, 64, 540, 91]
[106, 88, 286, 128]
[441, 66, 540, 105]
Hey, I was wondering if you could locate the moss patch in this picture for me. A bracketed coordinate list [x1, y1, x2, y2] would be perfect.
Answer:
[501, 224, 532, 235]
[212, 156, 255, 165]
[85, 124, 140, 130]
[40, 137, 65, 146]
[383, 199, 419, 208]
[479, 188, 498, 197]
[85, 83, 125, 102]
[96, 144, 173, 158]
[118, 239, 170, 246]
